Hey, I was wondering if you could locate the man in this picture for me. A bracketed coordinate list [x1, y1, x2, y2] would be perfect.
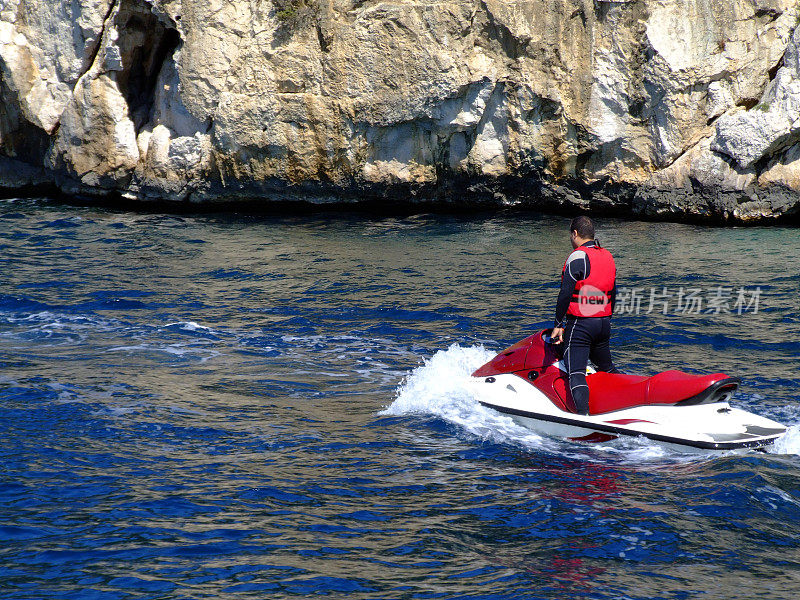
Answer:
[550, 216, 619, 415]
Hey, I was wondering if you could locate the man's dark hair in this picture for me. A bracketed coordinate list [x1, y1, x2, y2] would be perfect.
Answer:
[570, 215, 595, 239]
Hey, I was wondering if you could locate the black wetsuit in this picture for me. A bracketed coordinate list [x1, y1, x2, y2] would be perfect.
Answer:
[554, 241, 619, 414]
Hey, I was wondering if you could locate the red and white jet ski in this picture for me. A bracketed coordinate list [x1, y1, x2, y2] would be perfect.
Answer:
[471, 329, 786, 450]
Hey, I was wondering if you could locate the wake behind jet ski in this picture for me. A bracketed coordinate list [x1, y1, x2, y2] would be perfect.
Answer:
[471, 329, 786, 450]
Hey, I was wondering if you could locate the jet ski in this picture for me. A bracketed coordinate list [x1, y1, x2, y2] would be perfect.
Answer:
[471, 329, 786, 450]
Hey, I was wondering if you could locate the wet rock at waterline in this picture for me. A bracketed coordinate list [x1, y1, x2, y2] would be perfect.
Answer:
[1, 0, 800, 221]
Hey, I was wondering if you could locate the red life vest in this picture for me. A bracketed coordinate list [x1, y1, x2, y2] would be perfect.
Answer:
[562, 243, 616, 318]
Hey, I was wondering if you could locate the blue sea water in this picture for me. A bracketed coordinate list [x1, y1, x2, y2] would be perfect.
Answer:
[0, 197, 799, 599]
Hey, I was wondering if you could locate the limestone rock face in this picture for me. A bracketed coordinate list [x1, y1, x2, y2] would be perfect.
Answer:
[712, 26, 800, 169]
[1, 0, 800, 220]
[760, 143, 800, 193]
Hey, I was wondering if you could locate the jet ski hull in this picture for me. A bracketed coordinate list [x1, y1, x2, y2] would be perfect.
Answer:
[471, 332, 786, 450]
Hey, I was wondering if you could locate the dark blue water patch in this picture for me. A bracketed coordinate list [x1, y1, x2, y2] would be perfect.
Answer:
[41, 218, 87, 228]
[633, 325, 800, 355]
[362, 322, 449, 339]
[27, 233, 73, 245]
[81, 298, 152, 311]
[0, 293, 54, 312]
[1, 230, 30, 242]
[0, 381, 63, 404]
[0, 295, 165, 323]
[0, 525, 58, 541]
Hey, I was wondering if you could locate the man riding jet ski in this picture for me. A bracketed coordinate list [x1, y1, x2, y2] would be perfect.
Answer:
[550, 216, 620, 415]
[471, 217, 785, 450]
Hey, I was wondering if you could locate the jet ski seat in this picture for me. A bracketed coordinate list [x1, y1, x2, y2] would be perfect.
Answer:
[586, 371, 740, 414]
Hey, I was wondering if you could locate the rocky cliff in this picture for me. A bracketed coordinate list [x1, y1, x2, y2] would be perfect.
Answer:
[2, 0, 800, 221]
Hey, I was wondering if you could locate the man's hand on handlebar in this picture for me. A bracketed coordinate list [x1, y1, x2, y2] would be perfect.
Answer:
[551, 327, 564, 344]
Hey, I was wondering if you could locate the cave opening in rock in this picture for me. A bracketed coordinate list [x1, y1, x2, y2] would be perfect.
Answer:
[114, 0, 181, 132]
[0, 74, 52, 164]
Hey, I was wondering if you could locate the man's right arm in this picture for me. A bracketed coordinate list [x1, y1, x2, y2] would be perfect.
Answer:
[554, 278, 576, 329]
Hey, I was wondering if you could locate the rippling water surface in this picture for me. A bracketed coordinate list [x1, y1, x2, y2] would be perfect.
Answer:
[1, 198, 799, 599]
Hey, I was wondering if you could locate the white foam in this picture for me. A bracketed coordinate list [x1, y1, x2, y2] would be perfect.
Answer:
[769, 424, 800, 455]
[165, 321, 213, 332]
[0, 311, 121, 348]
[382, 344, 547, 448]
